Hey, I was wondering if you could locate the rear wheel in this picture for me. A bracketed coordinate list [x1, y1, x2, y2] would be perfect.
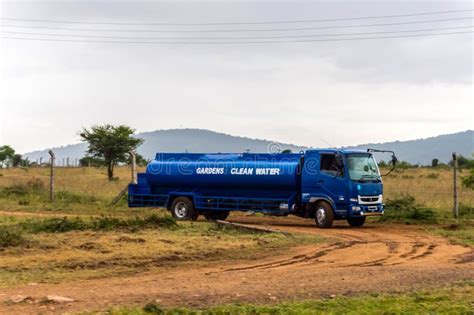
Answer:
[203, 211, 230, 221]
[171, 197, 198, 221]
[314, 202, 334, 228]
[347, 217, 366, 227]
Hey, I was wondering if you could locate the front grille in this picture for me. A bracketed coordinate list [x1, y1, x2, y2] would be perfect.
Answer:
[358, 195, 382, 205]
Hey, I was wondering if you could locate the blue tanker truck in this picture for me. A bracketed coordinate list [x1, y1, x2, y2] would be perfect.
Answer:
[128, 149, 396, 228]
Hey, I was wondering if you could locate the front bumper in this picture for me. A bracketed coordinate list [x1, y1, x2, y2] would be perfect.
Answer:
[350, 203, 384, 217]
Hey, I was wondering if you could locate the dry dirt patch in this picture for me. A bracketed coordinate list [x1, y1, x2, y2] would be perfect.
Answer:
[1, 216, 473, 314]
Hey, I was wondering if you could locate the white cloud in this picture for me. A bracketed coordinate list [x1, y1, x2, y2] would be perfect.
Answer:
[0, 0, 472, 152]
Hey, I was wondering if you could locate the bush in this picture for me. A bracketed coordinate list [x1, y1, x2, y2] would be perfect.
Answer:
[459, 203, 474, 219]
[380, 194, 438, 223]
[0, 178, 45, 197]
[143, 302, 165, 314]
[462, 168, 474, 189]
[55, 191, 98, 203]
[18, 214, 177, 233]
[0, 227, 26, 248]
[426, 173, 440, 179]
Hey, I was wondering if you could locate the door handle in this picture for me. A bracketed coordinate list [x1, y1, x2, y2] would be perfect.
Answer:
[316, 180, 324, 184]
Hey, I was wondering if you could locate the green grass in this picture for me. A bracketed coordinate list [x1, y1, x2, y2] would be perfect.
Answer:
[0, 214, 177, 240]
[105, 283, 474, 315]
[17, 214, 178, 234]
[427, 222, 474, 246]
[0, 226, 26, 248]
[379, 194, 439, 224]
[0, 220, 322, 287]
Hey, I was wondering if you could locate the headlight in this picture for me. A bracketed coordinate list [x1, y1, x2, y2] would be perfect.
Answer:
[352, 206, 361, 211]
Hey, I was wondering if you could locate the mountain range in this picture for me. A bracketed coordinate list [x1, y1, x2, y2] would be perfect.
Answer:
[22, 129, 473, 165]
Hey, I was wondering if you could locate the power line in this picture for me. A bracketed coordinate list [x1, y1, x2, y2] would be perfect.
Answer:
[1, 30, 472, 44]
[1, 9, 472, 26]
[1, 17, 472, 33]
[2, 26, 472, 41]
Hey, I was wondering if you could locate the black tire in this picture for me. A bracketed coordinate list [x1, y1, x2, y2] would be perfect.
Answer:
[314, 201, 334, 228]
[347, 217, 366, 227]
[170, 197, 198, 221]
[203, 211, 230, 221]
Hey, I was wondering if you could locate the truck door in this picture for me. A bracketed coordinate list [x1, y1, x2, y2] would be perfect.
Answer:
[316, 153, 348, 209]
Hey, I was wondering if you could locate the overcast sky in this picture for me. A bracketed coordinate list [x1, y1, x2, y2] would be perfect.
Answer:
[0, 0, 473, 153]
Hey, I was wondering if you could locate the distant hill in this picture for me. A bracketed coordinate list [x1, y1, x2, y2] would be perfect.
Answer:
[345, 130, 473, 164]
[22, 129, 305, 164]
[22, 129, 473, 165]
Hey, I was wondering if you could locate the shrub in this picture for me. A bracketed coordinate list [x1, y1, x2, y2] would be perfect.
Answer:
[459, 203, 474, 219]
[0, 227, 26, 248]
[55, 191, 98, 203]
[143, 302, 165, 314]
[462, 168, 474, 189]
[380, 194, 438, 223]
[0, 178, 45, 197]
[426, 173, 440, 179]
[18, 214, 177, 233]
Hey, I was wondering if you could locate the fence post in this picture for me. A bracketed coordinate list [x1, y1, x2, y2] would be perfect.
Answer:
[110, 151, 137, 205]
[48, 150, 55, 202]
[130, 151, 137, 184]
[452, 152, 458, 219]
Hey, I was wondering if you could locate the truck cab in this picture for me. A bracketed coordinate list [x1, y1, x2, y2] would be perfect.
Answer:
[300, 149, 384, 228]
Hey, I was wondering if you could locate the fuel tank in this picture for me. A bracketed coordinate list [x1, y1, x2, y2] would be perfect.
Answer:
[145, 153, 302, 190]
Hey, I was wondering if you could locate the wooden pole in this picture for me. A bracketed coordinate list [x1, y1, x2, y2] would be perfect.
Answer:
[110, 151, 138, 205]
[453, 152, 458, 219]
[48, 150, 55, 202]
[130, 151, 137, 184]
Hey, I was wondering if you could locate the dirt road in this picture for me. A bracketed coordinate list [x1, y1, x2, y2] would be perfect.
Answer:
[1, 216, 473, 314]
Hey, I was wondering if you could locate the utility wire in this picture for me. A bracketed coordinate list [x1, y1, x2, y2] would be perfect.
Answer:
[2, 26, 472, 40]
[1, 30, 472, 44]
[1, 9, 472, 25]
[1, 17, 472, 33]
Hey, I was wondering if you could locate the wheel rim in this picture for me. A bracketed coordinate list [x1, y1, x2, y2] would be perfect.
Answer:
[174, 202, 188, 219]
[316, 207, 326, 225]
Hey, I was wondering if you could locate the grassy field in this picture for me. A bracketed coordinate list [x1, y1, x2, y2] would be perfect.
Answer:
[1, 166, 473, 213]
[0, 166, 473, 313]
[0, 214, 320, 287]
[383, 167, 474, 216]
[107, 282, 474, 315]
[0, 166, 473, 246]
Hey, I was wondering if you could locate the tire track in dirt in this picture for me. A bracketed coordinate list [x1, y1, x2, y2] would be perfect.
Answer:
[0, 215, 472, 314]
[227, 216, 471, 268]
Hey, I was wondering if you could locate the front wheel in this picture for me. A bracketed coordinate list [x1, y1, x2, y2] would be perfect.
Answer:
[347, 217, 366, 227]
[203, 211, 230, 221]
[171, 197, 198, 221]
[314, 202, 334, 228]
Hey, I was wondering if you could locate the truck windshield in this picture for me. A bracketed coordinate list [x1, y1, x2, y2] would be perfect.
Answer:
[347, 154, 381, 182]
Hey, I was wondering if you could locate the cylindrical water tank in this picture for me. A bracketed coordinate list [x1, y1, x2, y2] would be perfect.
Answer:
[145, 153, 301, 190]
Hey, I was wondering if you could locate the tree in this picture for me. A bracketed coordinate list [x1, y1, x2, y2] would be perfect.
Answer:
[431, 158, 439, 168]
[12, 154, 23, 167]
[127, 153, 148, 167]
[79, 156, 105, 167]
[80, 125, 143, 180]
[0, 145, 15, 167]
[449, 155, 474, 169]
